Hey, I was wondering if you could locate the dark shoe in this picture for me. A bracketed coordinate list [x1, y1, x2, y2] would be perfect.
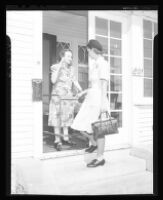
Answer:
[86, 159, 97, 166]
[62, 139, 76, 146]
[87, 159, 105, 167]
[85, 145, 97, 153]
[54, 142, 62, 151]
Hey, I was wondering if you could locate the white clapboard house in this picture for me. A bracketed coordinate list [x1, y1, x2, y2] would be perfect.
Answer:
[6, 10, 157, 159]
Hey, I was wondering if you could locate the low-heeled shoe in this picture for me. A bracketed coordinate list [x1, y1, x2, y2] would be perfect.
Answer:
[85, 145, 97, 153]
[87, 159, 105, 167]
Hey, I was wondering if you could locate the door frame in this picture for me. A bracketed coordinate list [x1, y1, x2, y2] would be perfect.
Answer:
[38, 11, 132, 159]
[41, 34, 90, 158]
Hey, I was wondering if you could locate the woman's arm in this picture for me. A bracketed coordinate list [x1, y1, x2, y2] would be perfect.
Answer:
[77, 89, 89, 98]
[73, 80, 83, 93]
[51, 65, 61, 84]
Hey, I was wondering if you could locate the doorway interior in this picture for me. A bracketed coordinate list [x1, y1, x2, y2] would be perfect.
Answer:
[42, 11, 89, 153]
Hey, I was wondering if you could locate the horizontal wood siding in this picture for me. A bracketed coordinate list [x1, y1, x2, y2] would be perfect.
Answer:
[7, 11, 36, 158]
[134, 105, 153, 145]
[43, 11, 87, 41]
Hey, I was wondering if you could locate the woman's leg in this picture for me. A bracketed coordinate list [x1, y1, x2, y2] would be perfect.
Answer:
[86, 136, 105, 167]
[81, 131, 96, 146]
[63, 126, 69, 141]
[54, 127, 61, 143]
[96, 137, 105, 161]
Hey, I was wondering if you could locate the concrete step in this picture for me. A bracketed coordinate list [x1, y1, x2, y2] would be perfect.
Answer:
[130, 144, 153, 172]
[56, 171, 153, 195]
[12, 149, 151, 195]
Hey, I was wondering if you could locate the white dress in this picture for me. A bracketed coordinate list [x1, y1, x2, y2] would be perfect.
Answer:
[71, 56, 109, 134]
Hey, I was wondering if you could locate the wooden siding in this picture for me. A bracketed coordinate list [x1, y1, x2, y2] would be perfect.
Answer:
[7, 11, 36, 158]
[133, 105, 153, 145]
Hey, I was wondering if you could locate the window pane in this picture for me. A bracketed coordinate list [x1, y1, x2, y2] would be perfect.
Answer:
[104, 55, 108, 61]
[110, 57, 122, 74]
[144, 79, 153, 97]
[110, 93, 122, 110]
[143, 20, 152, 39]
[144, 59, 152, 78]
[78, 67, 88, 90]
[110, 21, 121, 38]
[144, 39, 152, 58]
[78, 45, 88, 65]
[110, 75, 122, 92]
[96, 36, 108, 54]
[111, 112, 122, 128]
[154, 23, 158, 37]
[56, 42, 70, 63]
[110, 39, 121, 56]
[95, 17, 108, 36]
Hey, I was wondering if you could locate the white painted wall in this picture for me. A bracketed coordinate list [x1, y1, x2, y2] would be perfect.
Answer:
[132, 105, 153, 146]
[7, 11, 42, 158]
[130, 12, 156, 146]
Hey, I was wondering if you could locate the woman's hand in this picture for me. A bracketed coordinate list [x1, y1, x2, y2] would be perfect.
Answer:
[76, 91, 85, 99]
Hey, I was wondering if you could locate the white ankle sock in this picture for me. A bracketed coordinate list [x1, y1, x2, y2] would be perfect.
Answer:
[96, 155, 104, 161]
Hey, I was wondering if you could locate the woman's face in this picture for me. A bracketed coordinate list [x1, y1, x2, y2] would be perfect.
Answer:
[63, 51, 73, 65]
[87, 48, 96, 60]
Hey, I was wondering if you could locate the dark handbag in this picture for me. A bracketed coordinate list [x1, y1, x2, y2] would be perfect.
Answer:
[92, 111, 119, 140]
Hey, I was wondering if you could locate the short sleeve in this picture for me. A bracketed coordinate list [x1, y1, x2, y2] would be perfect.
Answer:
[98, 59, 109, 81]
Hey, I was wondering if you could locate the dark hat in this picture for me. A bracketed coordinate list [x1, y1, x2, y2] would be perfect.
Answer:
[87, 39, 103, 52]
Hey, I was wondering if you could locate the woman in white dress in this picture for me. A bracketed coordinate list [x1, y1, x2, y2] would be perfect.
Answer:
[71, 40, 109, 167]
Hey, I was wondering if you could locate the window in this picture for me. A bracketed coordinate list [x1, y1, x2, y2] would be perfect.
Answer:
[95, 17, 122, 128]
[143, 19, 158, 97]
[56, 42, 70, 63]
[78, 45, 88, 90]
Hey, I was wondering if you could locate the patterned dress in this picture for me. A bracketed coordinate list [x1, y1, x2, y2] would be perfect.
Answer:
[71, 56, 109, 134]
[48, 62, 77, 127]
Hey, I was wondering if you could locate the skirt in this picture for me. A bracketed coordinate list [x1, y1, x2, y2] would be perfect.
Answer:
[48, 95, 77, 127]
[71, 88, 107, 134]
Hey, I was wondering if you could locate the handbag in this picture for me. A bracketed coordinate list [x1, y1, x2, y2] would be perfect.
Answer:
[92, 111, 119, 140]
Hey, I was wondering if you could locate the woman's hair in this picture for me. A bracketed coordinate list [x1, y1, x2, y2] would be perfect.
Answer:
[59, 49, 73, 60]
[86, 39, 103, 55]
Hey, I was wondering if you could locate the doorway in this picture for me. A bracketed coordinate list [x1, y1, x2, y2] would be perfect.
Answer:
[42, 11, 89, 153]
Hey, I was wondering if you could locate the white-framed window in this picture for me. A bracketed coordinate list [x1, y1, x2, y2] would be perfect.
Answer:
[78, 45, 88, 90]
[143, 19, 158, 97]
[56, 41, 71, 63]
[95, 16, 123, 127]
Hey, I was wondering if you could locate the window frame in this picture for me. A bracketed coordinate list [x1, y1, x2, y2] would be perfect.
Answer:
[142, 17, 158, 100]
[77, 42, 89, 90]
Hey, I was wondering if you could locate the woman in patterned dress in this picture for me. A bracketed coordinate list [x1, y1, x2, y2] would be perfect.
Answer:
[71, 40, 109, 167]
[48, 49, 82, 151]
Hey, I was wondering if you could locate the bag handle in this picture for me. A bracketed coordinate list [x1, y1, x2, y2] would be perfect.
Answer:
[99, 111, 110, 119]
[99, 111, 115, 131]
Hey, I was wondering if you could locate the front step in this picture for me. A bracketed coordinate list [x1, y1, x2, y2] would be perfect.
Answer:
[12, 149, 151, 195]
[130, 144, 153, 172]
[66, 171, 153, 195]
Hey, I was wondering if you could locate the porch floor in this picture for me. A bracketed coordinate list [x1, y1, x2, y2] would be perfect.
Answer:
[12, 148, 153, 195]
